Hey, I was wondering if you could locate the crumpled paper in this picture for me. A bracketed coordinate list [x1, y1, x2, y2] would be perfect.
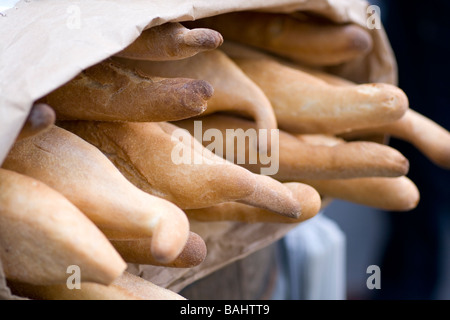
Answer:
[0, 0, 396, 299]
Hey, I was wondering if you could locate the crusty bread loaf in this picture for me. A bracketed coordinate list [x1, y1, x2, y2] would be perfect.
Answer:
[173, 114, 410, 180]
[115, 22, 223, 61]
[0, 168, 126, 286]
[301, 176, 420, 211]
[341, 109, 450, 169]
[16, 103, 55, 141]
[294, 64, 450, 170]
[184, 11, 373, 66]
[232, 56, 409, 134]
[186, 182, 321, 223]
[60, 120, 302, 218]
[109, 232, 207, 268]
[3, 125, 190, 263]
[40, 59, 213, 122]
[112, 49, 277, 144]
[8, 272, 185, 300]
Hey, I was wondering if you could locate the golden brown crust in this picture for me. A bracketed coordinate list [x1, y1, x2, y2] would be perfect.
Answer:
[112, 49, 278, 137]
[16, 103, 55, 141]
[8, 272, 185, 300]
[3, 125, 190, 264]
[342, 109, 450, 169]
[186, 182, 321, 224]
[173, 114, 410, 180]
[60, 120, 301, 218]
[41, 59, 213, 122]
[115, 22, 223, 61]
[109, 232, 207, 268]
[233, 56, 409, 134]
[0, 169, 126, 286]
[301, 176, 420, 211]
[185, 12, 373, 66]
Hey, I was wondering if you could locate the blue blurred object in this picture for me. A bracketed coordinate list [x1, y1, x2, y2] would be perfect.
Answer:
[272, 213, 346, 300]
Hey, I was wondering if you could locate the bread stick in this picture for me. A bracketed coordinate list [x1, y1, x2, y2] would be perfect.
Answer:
[0, 169, 126, 286]
[232, 56, 409, 134]
[341, 109, 450, 169]
[16, 103, 56, 141]
[8, 271, 185, 300]
[302, 176, 420, 211]
[221, 40, 358, 87]
[109, 232, 207, 268]
[173, 114, 410, 180]
[112, 49, 277, 144]
[299, 67, 450, 169]
[60, 121, 301, 218]
[186, 182, 321, 224]
[115, 22, 223, 61]
[185, 12, 373, 66]
[3, 125, 189, 263]
[40, 59, 213, 122]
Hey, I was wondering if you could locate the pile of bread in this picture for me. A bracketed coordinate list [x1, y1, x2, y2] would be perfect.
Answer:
[1, 12, 449, 300]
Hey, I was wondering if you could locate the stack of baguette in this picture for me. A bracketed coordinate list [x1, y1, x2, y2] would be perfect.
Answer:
[2, 11, 450, 300]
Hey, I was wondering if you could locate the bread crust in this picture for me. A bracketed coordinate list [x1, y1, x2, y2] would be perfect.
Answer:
[115, 22, 223, 61]
[3, 125, 190, 263]
[185, 12, 373, 66]
[0, 169, 126, 286]
[174, 114, 410, 180]
[60, 120, 301, 218]
[41, 59, 213, 122]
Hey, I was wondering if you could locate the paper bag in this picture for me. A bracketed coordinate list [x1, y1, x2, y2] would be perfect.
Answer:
[0, 0, 397, 299]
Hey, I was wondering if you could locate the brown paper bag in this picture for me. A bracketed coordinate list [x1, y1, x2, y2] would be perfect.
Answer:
[0, 0, 396, 299]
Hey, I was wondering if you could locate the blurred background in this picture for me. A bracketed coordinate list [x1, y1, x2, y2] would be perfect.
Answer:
[324, 0, 450, 300]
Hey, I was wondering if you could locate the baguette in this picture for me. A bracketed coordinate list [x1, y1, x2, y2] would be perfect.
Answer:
[3, 125, 190, 263]
[40, 59, 213, 122]
[115, 22, 223, 61]
[8, 271, 185, 300]
[221, 40, 357, 87]
[109, 232, 207, 268]
[112, 49, 277, 147]
[295, 65, 450, 169]
[0, 169, 126, 286]
[341, 109, 450, 169]
[185, 12, 373, 66]
[232, 56, 409, 134]
[186, 182, 321, 224]
[173, 114, 410, 180]
[16, 103, 55, 141]
[301, 176, 420, 211]
[60, 120, 301, 219]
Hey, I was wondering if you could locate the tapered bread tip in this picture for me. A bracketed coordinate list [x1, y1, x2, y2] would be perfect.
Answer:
[387, 149, 410, 176]
[355, 83, 409, 119]
[17, 103, 56, 140]
[150, 207, 190, 264]
[110, 231, 207, 267]
[285, 182, 322, 221]
[183, 28, 224, 50]
[344, 24, 374, 55]
[393, 176, 420, 211]
[179, 79, 214, 114]
[240, 174, 303, 219]
[178, 232, 208, 267]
